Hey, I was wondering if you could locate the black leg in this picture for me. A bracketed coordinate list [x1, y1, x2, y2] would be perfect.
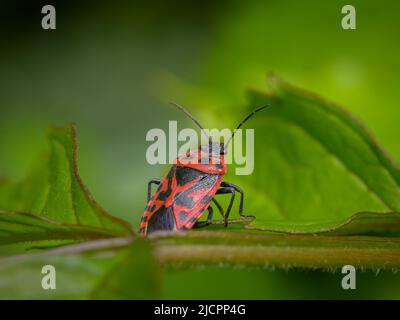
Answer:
[220, 181, 254, 220]
[147, 178, 161, 202]
[216, 187, 236, 227]
[206, 205, 213, 224]
[193, 206, 213, 228]
[211, 198, 224, 217]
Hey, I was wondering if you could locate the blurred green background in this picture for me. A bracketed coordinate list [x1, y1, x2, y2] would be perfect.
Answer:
[1, 0, 400, 299]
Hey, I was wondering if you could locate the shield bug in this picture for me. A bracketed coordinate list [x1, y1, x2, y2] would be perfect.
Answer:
[139, 102, 267, 236]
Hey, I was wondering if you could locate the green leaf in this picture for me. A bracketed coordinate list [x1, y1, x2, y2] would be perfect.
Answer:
[0, 211, 130, 252]
[0, 124, 132, 251]
[225, 75, 400, 234]
[0, 238, 159, 299]
[248, 212, 400, 236]
[2, 77, 400, 273]
[90, 239, 160, 299]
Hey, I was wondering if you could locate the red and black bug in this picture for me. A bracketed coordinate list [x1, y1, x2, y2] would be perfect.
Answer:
[139, 103, 267, 236]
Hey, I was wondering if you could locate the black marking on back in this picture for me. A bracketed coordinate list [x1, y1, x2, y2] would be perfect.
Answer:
[201, 195, 213, 204]
[187, 174, 219, 193]
[175, 167, 204, 186]
[158, 166, 176, 201]
[173, 175, 220, 211]
[174, 191, 195, 208]
[147, 205, 176, 233]
[178, 211, 188, 222]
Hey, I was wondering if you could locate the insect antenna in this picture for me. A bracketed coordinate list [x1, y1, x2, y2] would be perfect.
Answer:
[170, 101, 210, 141]
[224, 105, 268, 150]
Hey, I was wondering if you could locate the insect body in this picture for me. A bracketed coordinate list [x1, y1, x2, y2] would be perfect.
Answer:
[139, 103, 266, 236]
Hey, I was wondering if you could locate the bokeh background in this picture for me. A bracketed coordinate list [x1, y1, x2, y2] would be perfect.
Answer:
[1, 0, 400, 298]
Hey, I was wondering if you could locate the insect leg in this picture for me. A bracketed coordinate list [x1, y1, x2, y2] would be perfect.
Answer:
[216, 187, 236, 227]
[206, 205, 214, 224]
[211, 198, 225, 217]
[147, 178, 161, 202]
[193, 206, 213, 228]
[221, 181, 254, 219]
[221, 182, 243, 213]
